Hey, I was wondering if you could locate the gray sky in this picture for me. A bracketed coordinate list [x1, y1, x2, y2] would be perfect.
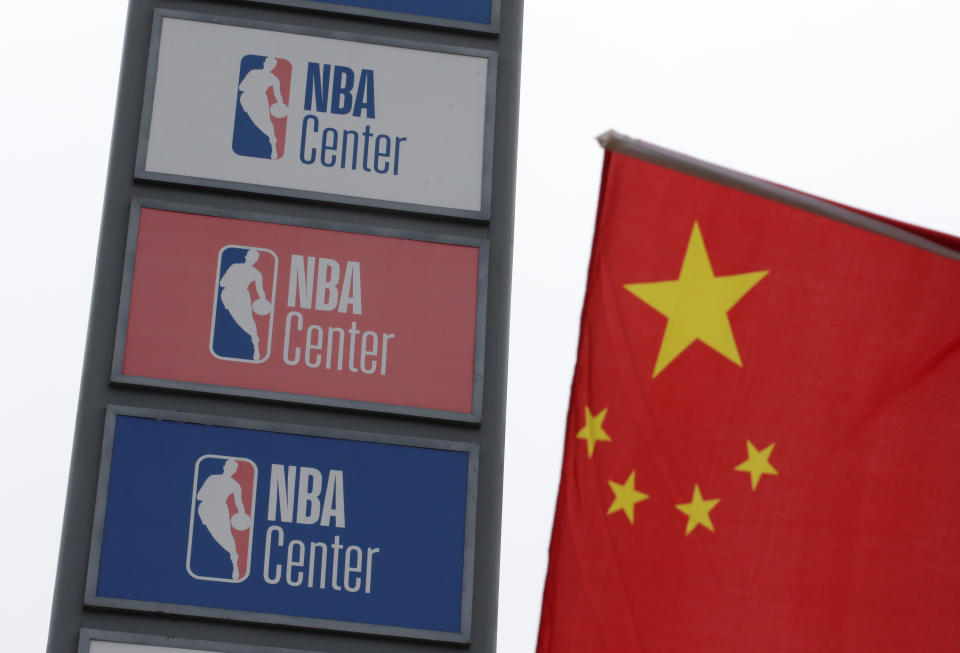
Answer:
[2, 1, 958, 650]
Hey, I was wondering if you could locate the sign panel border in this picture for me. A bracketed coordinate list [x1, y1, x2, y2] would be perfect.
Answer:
[237, 0, 502, 33]
[134, 10, 498, 221]
[84, 405, 480, 643]
[111, 198, 489, 423]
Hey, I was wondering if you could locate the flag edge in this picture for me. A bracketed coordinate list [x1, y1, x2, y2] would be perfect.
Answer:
[596, 130, 960, 262]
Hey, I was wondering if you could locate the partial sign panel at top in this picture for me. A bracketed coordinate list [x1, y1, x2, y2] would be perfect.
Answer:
[243, 0, 498, 31]
[138, 12, 495, 219]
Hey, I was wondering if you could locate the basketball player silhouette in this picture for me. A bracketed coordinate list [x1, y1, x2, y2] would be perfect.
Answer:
[219, 248, 269, 361]
[196, 459, 249, 581]
[237, 57, 286, 159]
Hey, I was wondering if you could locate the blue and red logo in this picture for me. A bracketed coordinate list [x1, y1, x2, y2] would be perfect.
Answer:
[209, 245, 278, 363]
[232, 55, 292, 160]
[186, 455, 258, 583]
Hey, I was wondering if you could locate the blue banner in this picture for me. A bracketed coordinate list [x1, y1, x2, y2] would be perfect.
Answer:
[300, 0, 491, 25]
[94, 414, 472, 636]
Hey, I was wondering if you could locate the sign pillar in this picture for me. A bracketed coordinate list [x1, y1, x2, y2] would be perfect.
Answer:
[47, 0, 521, 651]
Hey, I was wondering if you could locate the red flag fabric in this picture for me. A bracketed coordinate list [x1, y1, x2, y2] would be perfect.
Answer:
[536, 132, 960, 653]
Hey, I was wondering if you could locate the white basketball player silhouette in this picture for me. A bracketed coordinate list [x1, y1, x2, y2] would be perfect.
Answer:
[219, 248, 270, 361]
[197, 459, 249, 581]
[238, 56, 286, 159]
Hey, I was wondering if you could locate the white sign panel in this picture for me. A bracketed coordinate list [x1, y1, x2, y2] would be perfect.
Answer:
[140, 15, 492, 215]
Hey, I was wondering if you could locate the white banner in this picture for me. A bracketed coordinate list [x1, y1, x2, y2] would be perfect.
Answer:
[143, 17, 490, 213]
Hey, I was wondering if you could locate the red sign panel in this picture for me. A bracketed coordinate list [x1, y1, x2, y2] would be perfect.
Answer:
[116, 206, 483, 418]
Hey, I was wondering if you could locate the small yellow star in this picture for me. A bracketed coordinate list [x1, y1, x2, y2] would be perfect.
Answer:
[675, 484, 720, 535]
[607, 471, 650, 524]
[624, 222, 768, 377]
[734, 440, 778, 490]
[576, 406, 612, 458]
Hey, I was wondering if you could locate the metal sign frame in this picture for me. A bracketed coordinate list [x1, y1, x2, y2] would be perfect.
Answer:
[111, 198, 489, 422]
[85, 405, 480, 643]
[135, 10, 499, 221]
[46, 0, 521, 649]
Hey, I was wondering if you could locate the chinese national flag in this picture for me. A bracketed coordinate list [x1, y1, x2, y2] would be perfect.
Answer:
[536, 133, 960, 652]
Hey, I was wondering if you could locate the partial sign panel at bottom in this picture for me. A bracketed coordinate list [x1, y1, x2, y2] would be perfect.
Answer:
[85, 408, 477, 642]
[80, 629, 322, 653]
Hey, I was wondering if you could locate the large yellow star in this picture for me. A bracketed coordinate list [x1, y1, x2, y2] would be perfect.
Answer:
[675, 484, 720, 535]
[624, 222, 768, 377]
[607, 471, 650, 524]
[734, 440, 778, 490]
[575, 406, 612, 458]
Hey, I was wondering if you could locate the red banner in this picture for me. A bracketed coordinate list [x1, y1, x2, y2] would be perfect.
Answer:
[118, 207, 481, 417]
[538, 140, 960, 652]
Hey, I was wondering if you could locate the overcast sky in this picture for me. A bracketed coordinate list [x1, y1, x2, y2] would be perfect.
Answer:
[2, 1, 958, 650]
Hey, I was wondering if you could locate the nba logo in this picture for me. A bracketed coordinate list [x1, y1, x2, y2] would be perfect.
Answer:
[210, 245, 278, 363]
[232, 55, 292, 160]
[187, 455, 258, 583]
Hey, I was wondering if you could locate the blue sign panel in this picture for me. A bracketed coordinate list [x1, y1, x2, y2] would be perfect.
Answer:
[315, 0, 490, 24]
[89, 411, 475, 641]
[256, 0, 493, 26]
